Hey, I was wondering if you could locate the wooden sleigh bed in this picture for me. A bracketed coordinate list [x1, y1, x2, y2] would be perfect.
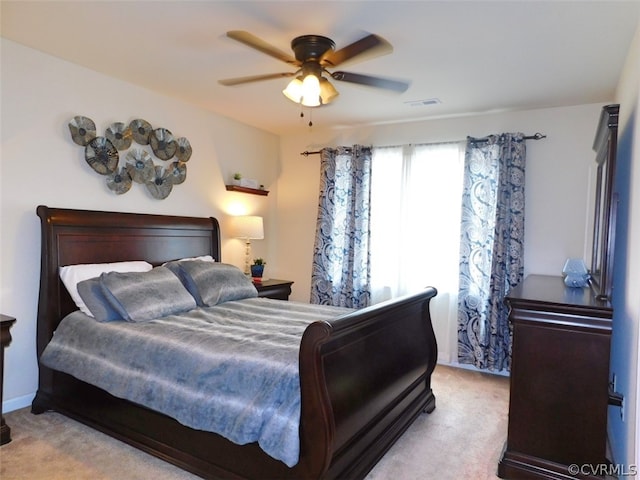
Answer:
[32, 205, 438, 480]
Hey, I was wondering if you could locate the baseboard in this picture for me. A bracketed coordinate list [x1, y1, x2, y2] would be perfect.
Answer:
[3, 392, 35, 413]
[437, 360, 510, 377]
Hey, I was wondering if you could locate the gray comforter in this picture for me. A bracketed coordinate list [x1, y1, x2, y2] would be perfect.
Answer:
[40, 297, 352, 467]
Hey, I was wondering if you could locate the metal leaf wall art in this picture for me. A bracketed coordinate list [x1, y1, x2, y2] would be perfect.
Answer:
[68, 115, 191, 199]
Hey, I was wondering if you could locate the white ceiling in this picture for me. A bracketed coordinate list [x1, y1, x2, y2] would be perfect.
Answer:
[2, 1, 639, 135]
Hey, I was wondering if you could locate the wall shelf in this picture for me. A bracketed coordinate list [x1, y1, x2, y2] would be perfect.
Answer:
[225, 185, 269, 196]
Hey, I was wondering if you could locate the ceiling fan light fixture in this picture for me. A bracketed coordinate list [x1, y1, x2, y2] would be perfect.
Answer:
[223, 30, 409, 117]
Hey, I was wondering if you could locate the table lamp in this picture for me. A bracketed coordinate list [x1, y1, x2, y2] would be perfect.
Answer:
[230, 215, 264, 275]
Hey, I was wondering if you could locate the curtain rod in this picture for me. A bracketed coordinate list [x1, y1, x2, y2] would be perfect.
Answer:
[299, 132, 547, 156]
[525, 132, 547, 140]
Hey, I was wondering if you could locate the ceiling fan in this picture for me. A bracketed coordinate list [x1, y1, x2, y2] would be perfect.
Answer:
[218, 31, 409, 108]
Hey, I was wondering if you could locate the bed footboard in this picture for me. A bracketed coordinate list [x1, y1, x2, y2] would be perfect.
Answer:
[298, 287, 438, 479]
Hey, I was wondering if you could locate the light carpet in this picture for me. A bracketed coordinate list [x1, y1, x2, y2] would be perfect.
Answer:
[0, 364, 509, 480]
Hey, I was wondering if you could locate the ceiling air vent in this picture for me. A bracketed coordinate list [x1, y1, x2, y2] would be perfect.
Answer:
[404, 98, 441, 107]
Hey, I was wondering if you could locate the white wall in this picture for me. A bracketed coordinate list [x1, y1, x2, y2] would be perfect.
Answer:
[276, 103, 605, 303]
[0, 39, 280, 411]
[611, 19, 640, 471]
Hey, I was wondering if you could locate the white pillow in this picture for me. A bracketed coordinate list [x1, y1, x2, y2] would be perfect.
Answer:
[59, 261, 153, 316]
[162, 254, 215, 265]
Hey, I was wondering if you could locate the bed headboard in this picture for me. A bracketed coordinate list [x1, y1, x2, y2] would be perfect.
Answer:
[35, 205, 221, 357]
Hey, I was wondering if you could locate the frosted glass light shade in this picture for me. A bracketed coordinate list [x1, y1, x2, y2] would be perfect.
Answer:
[282, 77, 304, 103]
[319, 77, 339, 104]
[300, 74, 321, 107]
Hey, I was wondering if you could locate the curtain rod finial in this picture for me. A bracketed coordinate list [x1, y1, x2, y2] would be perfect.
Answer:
[300, 150, 322, 156]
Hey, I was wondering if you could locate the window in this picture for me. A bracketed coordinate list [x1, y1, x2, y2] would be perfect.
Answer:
[370, 142, 464, 362]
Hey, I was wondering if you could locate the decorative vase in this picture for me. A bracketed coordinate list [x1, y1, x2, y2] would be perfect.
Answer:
[562, 258, 590, 288]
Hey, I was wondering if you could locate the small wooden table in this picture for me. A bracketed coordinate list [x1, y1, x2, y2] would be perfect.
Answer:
[1, 314, 16, 445]
[253, 279, 294, 300]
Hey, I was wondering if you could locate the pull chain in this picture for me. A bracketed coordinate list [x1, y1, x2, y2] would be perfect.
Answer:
[297, 105, 314, 129]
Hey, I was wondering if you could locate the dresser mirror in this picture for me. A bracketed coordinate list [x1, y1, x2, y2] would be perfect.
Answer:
[590, 104, 619, 301]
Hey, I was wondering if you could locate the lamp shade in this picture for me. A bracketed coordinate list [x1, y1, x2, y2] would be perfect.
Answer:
[230, 215, 264, 240]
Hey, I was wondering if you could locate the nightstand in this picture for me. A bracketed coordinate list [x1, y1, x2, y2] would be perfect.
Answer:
[1, 314, 16, 445]
[254, 279, 294, 300]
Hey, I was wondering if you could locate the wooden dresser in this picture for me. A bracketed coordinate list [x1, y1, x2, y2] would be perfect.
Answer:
[498, 275, 612, 479]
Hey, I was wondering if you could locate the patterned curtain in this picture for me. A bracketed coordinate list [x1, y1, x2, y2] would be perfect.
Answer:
[310, 145, 372, 308]
[457, 133, 526, 371]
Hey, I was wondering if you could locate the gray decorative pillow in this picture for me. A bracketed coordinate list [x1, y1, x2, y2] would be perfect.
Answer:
[100, 266, 197, 322]
[77, 277, 123, 322]
[168, 261, 257, 307]
[163, 259, 200, 301]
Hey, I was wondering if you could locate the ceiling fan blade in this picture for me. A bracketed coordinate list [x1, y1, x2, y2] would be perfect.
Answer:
[226, 31, 299, 66]
[219, 72, 295, 86]
[322, 34, 393, 67]
[330, 71, 410, 93]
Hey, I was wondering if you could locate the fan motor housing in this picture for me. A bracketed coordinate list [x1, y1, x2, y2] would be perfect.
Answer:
[291, 35, 335, 62]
